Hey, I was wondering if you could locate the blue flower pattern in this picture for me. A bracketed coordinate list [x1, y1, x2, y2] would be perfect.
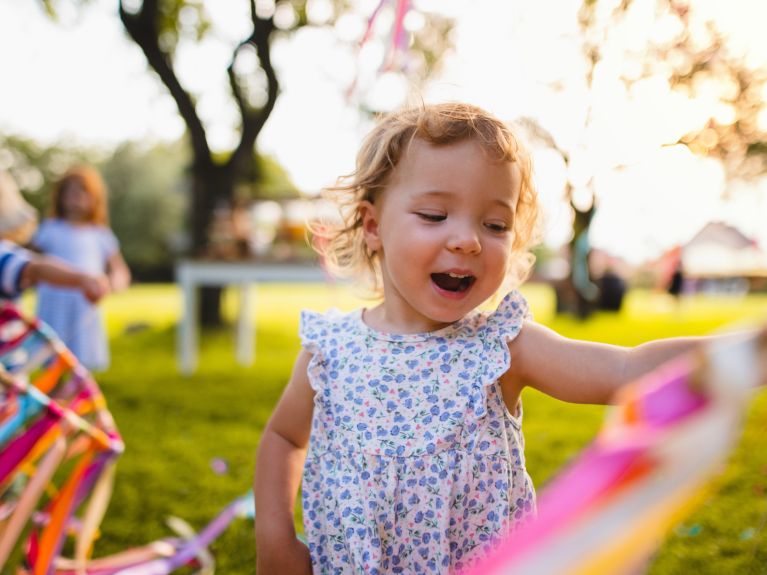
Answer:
[299, 291, 536, 574]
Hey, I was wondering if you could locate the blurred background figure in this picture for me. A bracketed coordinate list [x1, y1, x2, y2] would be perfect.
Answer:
[0, 169, 109, 304]
[597, 266, 627, 312]
[667, 260, 685, 300]
[0, 170, 38, 246]
[31, 165, 130, 371]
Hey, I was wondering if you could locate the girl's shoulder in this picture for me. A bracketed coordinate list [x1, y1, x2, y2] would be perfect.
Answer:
[36, 217, 61, 230]
[38, 218, 94, 232]
[33, 218, 64, 245]
[92, 224, 118, 241]
[35, 219, 117, 250]
[478, 289, 532, 337]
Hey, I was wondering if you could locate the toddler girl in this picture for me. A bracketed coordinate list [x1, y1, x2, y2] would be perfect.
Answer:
[32, 166, 130, 371]
[254, 103, 708, 574]
[0, 169, 109, 303]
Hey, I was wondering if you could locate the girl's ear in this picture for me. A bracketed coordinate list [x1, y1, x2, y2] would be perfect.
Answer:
[359, 200, 382, 253]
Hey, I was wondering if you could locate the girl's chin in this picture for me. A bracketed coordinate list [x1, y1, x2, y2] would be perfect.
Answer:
[425, 298, 476, 324]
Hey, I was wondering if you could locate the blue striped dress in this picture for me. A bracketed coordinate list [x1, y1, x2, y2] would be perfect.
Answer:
[33, 219, 118, 371]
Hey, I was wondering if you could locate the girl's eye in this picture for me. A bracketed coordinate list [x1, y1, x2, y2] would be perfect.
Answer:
[415, 212, 446, 222]
[485, 221, 509, 233]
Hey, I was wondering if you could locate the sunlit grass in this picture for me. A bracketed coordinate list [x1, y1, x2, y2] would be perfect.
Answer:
[14, 283, 767, 573]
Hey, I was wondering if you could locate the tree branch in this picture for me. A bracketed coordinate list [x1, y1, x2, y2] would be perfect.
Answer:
[228, 2, 280, 170]
[119, 0, 212, 167]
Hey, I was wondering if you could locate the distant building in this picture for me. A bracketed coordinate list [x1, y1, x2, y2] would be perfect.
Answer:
[683, 222, 767, 277]
[653, 222, 767, 293]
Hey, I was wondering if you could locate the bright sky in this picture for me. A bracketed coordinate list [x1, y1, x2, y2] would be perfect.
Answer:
[1, 0, 767, 264]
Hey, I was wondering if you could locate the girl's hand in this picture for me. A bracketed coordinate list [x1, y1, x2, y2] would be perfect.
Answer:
[79, 273, 110, 303]
[256, 536, 312, 575]
[254, 350, 315, 574]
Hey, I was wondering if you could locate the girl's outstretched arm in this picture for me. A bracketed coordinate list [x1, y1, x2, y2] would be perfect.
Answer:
[106, 251, 131, 292]
[255, 349, 315, 575]
[503, 320, 709, 406]
[21, 256, 110, 303]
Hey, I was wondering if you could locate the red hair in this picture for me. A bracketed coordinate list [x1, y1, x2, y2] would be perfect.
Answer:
[51, 165, 109, 225]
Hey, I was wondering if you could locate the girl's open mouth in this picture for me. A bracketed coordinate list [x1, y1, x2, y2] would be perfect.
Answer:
[431, 272, 476, 293]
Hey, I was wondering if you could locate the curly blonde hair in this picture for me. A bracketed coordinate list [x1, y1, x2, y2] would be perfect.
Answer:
[313, 102, 540, 295]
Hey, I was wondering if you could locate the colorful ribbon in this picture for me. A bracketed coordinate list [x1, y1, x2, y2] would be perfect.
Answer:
[465, 330, 767, 575]
[0, 303, 249, 574]
[347, 0, 413, 100]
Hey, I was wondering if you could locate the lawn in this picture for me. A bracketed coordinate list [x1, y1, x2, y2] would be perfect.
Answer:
[14, 283, 767, 573]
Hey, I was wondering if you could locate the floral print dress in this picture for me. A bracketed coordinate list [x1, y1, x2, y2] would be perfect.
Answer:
[299, 291, 536, 574]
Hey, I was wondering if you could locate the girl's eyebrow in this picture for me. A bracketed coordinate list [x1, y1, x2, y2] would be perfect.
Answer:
[414, 189, 514, 210]
[412, 189, 453, 199]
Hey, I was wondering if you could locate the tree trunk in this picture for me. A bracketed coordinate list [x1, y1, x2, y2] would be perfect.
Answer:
[556, 203, 597, 319]
[191, 163, 237, 327]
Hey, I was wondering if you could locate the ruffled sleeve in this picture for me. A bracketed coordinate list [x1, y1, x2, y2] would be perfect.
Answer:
[471, 290, 532, 418]
[487, 290, 531, 339]
[299, 309, 343, 393]
[299, 309, 327, 355]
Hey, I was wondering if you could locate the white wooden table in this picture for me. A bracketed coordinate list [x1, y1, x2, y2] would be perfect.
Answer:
[175, 260, 325, 375]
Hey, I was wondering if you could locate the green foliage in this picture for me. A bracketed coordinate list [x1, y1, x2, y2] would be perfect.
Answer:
[236, 152, 299, 199]
[157, 0, 210, 46]
[0, 134, 93, 214]
[98, 141, 189, 275]
[12, 284, 767, 573]
[0, 134, 301, 277]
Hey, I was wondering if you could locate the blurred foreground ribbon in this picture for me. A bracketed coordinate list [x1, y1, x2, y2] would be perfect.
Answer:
[0, 303, 252, 574]
[466, 327, 767, 575]
[346, 0, 412, 101]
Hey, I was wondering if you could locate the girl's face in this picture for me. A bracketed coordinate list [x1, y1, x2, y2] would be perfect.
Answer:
[60, 180, 94, 223]
[360, 138, 520, 333]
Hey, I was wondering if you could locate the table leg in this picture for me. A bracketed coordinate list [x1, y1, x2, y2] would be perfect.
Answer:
[178, 278, 199, 375]
[236, 283, 255, 366]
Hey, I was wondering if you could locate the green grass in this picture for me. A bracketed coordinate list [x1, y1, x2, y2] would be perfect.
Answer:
[13, 284, 767, 573]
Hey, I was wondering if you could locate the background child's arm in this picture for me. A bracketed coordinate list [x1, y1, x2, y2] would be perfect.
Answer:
[21, 256, 110, 303]
[106, 251, 131, 292]
[254, 349, 315, 575]
[504, 320, 708, 405]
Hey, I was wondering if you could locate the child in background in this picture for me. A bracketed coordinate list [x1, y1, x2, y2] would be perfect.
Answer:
[32, 166, 130, 371]
[0, 170, 108, 303]
[253, 103, 720, 574]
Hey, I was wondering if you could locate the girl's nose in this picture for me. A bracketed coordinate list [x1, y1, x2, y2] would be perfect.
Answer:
[447, 226, 482, 254]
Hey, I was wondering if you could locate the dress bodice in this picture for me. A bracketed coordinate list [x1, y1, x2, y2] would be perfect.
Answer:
[299, 291, 536, 574]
